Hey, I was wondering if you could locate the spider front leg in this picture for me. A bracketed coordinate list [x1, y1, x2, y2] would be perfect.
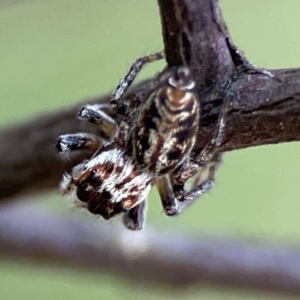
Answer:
[123, 200, 147, 230]
[56, 133, 103, 154]
[111, 51, 165, 108]
[79, 104, 117, 138]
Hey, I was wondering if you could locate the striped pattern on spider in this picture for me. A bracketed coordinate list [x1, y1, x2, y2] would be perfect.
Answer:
[57, 51, 231, 230]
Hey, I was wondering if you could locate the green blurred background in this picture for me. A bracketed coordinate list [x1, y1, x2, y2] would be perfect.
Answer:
[1, 0, 300, 299]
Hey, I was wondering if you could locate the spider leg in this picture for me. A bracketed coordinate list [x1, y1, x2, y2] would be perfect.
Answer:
[192, 152, 223, 189]
[156, 176, 179, 216]
[172, 96, 231, 189]
[190, 164, 208, 189]
[158, 96, 231, 215]
[79, 104, 117, 137]
[111, 51, 165, 108]
[56, 133, 103, 154]
[157, 155, 222, 216]
[195, 96, 231, 165]
[123, 200, 146, 230]
[176, 153, 222, 206]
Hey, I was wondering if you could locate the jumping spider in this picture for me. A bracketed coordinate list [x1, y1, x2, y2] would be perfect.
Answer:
[57, 51, 231, 230]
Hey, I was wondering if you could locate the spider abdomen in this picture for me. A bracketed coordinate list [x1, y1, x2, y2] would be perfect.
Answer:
[133, 67, 200, 175]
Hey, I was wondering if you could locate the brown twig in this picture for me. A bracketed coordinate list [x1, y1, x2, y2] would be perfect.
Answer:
[1, 202, 300, 295]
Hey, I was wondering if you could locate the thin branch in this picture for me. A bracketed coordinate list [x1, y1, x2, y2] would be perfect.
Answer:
[1, 202, 300, 296]
[1, 1, 300, 200]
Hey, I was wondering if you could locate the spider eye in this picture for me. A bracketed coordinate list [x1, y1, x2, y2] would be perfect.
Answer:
[90, 169, 97, 177]
[168, 67, 195, 90]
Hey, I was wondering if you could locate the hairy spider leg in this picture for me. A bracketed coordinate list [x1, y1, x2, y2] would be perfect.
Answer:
[123, 200, 147, 230]
[56, 133, 103, 154]
[194, 98, 231, 165]
[156, 176, 179, 216]
[177, 152, 223, 206]
[156, 174, 214, 216]
[191, 152, 223, 189]
[157, 96, 231, 215]
[110, 51, 165, 108]
[79, 104, 118, 137]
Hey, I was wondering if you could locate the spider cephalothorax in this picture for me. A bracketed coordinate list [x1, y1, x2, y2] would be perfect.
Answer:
[61, 143, 153, 221]
[57, 51, 231, 230]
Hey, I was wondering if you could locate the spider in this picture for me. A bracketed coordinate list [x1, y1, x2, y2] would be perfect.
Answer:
[57, 51, 231, 230]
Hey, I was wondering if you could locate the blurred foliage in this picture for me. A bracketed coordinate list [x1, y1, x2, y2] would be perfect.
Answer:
[1, 0, 300, 299]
